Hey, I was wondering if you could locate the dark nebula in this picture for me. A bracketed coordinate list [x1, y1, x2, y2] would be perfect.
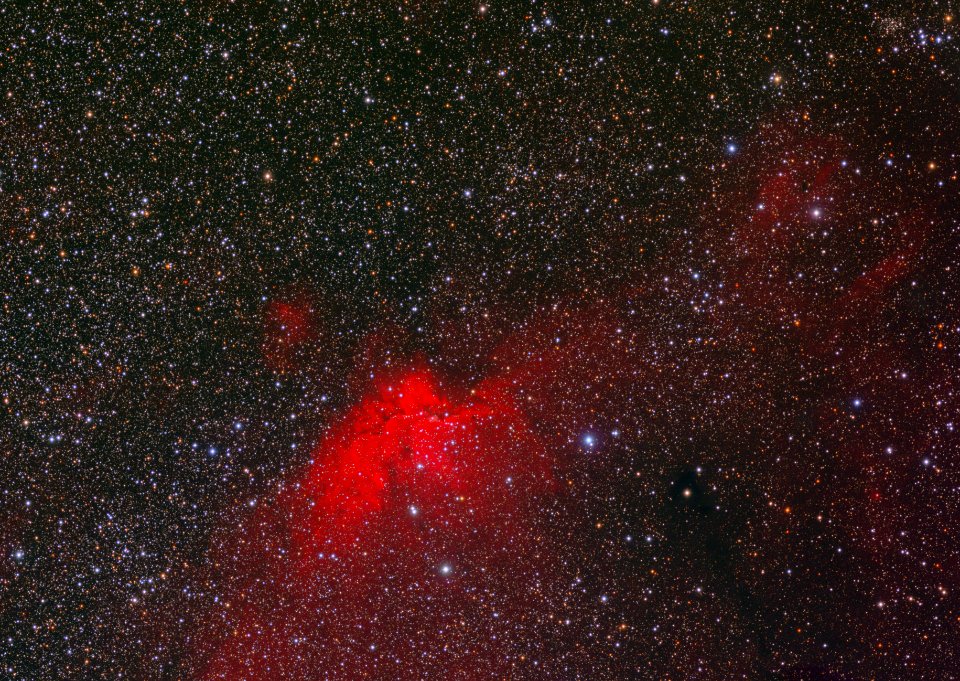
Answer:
[2, 2, 959, 679]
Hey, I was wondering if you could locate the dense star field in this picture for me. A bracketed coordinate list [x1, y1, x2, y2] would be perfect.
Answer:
[2, 1, 960, 679]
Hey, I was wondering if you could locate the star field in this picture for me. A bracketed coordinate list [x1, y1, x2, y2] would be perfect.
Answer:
[2, 2, 959, 679]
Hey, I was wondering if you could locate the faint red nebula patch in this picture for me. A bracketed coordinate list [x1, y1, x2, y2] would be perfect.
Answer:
[262, 294, 317, 371]
[707, 120, 938, 361]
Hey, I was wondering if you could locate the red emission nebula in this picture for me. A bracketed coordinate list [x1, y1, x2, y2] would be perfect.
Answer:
[10, 4, 960, 679]
[183, 120, 954, 679]
[199, 367, 562, 679]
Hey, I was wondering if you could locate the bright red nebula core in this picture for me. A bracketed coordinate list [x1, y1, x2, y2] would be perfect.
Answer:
[299, 370, 550, 546]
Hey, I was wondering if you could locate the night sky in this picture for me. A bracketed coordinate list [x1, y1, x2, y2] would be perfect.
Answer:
[2, 2, 960, 679]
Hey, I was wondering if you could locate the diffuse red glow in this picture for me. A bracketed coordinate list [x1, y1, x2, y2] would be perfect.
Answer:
[292, 368, 554, 556]
[262, 295, 317, 372]
[200, 367, 558, 678]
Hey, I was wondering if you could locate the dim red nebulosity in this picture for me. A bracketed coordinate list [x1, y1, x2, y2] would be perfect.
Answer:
[262, 294, 318, 372]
